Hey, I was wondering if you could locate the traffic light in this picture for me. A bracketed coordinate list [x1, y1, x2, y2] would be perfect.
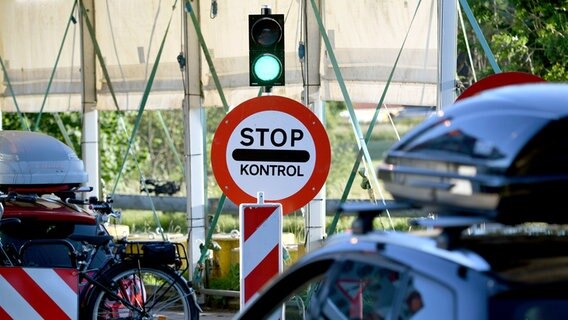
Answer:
[249, 12, 285, 87]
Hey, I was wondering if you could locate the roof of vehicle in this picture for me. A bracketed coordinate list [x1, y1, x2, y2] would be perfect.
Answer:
[379, 83, 568, 224]
[321, 229, 491, 271]
[2, 195, 95, 224]
[448, 83, 568, 118]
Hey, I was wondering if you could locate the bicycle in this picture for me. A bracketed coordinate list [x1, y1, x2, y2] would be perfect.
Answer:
[0, 191, 201, 320]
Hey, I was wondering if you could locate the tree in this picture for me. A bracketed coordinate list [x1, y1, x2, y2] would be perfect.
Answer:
[458, 0, 568, 82]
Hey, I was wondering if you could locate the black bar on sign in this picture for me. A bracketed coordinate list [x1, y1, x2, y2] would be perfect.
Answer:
[232, 148, 310, 163]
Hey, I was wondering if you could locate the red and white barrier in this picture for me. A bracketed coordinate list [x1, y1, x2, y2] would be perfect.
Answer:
[0, 267, 78, 320]
[240, 196, 282, 307]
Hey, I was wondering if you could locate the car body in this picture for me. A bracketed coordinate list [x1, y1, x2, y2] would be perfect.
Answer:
[378, 83, 568, 224]
[0, 130, 108, 269]
[236, 211, 568, 320]
[0, 194, 112, 269]
[234, 83, 568, 320]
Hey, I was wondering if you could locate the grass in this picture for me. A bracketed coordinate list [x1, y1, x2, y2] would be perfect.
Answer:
[116, 210, 416, 239]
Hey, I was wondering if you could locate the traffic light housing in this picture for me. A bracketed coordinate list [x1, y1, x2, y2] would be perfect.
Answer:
[249, 13, 285, 87]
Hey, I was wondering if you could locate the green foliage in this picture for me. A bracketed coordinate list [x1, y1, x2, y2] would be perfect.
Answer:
[106, 110, 186, 194]
[324, 101, 360, 197]
[98, 112, 142, 193]
[2, 112, 82, 153]
[459, 0, 568, 82]
[208, 263, 240, 291]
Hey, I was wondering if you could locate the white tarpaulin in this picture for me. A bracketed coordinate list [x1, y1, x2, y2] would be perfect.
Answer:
[0, 0, 437, 113]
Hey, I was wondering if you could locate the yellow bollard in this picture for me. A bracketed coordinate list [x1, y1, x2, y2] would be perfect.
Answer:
[212, 234, 240, 278]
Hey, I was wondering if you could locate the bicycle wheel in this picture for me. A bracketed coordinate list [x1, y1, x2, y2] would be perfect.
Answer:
[84, 264, 199, 320]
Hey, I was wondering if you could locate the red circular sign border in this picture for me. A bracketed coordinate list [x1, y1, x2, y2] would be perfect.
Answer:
[211, 96, 331, 214]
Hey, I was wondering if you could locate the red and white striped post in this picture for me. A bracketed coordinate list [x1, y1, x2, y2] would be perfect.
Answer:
[240, 192, 283, 311]
[0, 267, 79, 319]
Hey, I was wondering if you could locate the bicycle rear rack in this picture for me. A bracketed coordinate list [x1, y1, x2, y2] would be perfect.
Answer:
[122, 241, 189, 274]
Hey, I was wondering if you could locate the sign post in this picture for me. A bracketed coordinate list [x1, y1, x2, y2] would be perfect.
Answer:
[239, 192, 283, 315]
[212, 95, 331, 317]
[211, 95, 331, 214]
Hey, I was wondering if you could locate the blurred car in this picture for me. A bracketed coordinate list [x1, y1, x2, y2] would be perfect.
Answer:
[0, 130, 110, 269]
[234, 83, 568, 320]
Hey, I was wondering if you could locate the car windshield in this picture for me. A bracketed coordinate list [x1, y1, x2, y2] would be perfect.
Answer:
[263, 255, 454, 320]
[315, 258, 452, 319]
[398, 114, 548, 162]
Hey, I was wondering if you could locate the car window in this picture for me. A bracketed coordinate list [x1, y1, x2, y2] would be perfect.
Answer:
[239, 259, 333, 319]
[309, 258, 454, 320]
[399, 114, 547, 161]
[317, 259, 407, 319]
[243, 253, 456, 320]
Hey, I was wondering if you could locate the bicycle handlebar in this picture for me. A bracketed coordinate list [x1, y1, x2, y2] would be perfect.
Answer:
[65, 196, 116, 213]
[0, 192, 38, 203]
[66, 198, 86, 205]
[0, 191, 121, 226]
[89, 202, 113, 214]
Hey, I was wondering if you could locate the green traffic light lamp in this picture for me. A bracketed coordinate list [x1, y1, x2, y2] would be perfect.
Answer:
[253, 54, 282, 83]
[248, 7, 285, 87]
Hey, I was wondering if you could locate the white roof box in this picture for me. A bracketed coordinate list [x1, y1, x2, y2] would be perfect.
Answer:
[0, 130, 87, 188]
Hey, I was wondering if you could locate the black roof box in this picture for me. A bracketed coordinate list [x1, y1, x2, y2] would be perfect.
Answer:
[378, 83, 568, 225]
[0, 131, 87, 190]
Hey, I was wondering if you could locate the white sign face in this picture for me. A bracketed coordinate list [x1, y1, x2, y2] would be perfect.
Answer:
[226, 110, 315, 200]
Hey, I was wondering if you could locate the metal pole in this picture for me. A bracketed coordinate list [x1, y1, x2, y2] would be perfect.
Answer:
[305, 0, 325, 252]
[79, 0, 100, 198]
[183, 0, 206, 283]
[437, 0, 458, 111]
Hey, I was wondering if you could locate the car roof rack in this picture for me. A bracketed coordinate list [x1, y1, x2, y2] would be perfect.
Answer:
[0, 131, 87, 189]
[340, 200, 497, 249]
[409, 215, 491, 249]
[339, 200, 415, 234]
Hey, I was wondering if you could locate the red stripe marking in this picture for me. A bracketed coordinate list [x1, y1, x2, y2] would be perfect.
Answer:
[0, 306, 14, 320]
[54, 268, 79, 294]
[244, 244, 279, 302]
[1, 268, 71, 320]
[243, 206, 278, 241]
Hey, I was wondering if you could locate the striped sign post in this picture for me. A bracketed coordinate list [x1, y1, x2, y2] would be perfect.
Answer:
[240, 192, 283, 313]
[0, 267, 78, 320]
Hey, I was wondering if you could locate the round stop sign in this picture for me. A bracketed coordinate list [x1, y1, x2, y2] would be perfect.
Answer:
[211, 96, 331, 214]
